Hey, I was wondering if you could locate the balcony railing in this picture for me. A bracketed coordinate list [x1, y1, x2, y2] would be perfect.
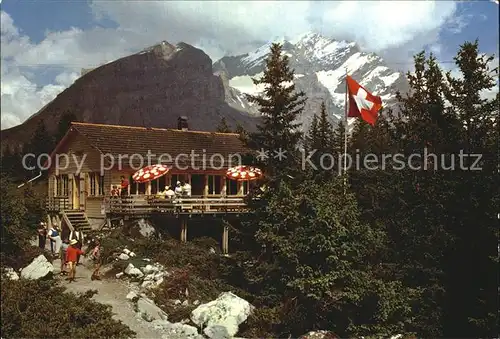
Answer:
[46, 196, 71, 212]
[106, 195, 248, 215]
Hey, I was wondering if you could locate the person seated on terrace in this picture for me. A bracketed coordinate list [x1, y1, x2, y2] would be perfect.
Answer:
[159, 186, 175, 199]
[182, 181, 192, 197]
[110, 185, 119, 196]
[174, 181, 183, 196]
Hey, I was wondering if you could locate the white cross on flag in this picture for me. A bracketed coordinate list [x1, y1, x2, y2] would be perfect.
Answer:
[346, 75, 383, 126]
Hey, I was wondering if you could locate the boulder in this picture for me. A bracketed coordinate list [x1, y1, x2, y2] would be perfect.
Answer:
[123, 248, 131, 255]
[191, 292, 253, 339]
[151, 319, 202, 339]
[116, 272, 124, 279]
[137, 218, 156, 237]
[155, 272, 166, 280]
[299, 330, 339, 339]
[3, 267, 19, 281]
[142, 280, 154, 289]
[144, 273, 155, 281]
[20, 255, 54, 280]
[124, 263, 144, 278]
[141, 264, 157, 274]
[119, 253, 130, 260]
[129, 252, 136, 257]
[136, 297, 168, 322]
[126, 291, 138, 301]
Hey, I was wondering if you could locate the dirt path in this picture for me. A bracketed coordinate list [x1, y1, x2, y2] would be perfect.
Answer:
[52, 257, 163, 339]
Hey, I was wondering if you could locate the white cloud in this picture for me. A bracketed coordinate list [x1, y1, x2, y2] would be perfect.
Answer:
[0, 1, 477, 130]
[1, 12, 81, 129]
[88, 1, 459, 60]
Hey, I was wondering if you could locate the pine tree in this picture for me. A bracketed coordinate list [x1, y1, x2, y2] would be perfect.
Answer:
[304, 102, 336, 179]
[216, 116, 231, 133]
[246, 176, 418, 337]
[439, 40, 499, 337]
[317, 102, 334, 152]
[0, 147, 24, 182]
[346, 51, 456, 337]
[25, 119, 54, 176]
[332, 120, 346, 155]
[352, 44, 499, 337]
[55, 111, 77, 145]
[304, 114, 318, 150]
[245, 43, 306, 184]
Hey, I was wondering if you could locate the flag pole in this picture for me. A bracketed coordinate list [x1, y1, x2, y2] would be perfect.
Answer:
[343, 68, 348, 194]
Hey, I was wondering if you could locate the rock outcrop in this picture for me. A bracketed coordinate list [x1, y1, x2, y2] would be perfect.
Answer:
[20, 255, 54, 280]
[2, 267, 20, 281]
[1, 41, 259, 149]
[191, 291, 254, 338]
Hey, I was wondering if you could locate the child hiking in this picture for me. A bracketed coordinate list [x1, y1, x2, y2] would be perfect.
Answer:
[90, 239, 103, 281]
[65, 239, 84, 282]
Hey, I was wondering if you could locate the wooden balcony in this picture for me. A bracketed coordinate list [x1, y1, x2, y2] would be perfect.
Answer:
[46, 196, 71, 212]
[106, 195, 249, 216]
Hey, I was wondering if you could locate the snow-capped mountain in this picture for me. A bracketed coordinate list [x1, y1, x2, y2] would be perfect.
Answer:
[214, 32, 409, 129]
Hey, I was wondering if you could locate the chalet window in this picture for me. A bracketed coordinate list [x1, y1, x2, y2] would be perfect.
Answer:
[208, 175, 222, 195]
[56, 175, 69, 196]
[226, 179, 238, 196]
[90, 174, 97, 195]
[89, 173, 105, 196]
[98, 175, 104, 195]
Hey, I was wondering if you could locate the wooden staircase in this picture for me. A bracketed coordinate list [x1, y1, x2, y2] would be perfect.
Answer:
[62, 210, 92, 233]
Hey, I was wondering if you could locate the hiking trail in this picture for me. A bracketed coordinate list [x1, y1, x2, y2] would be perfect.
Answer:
[52, 257, 163, 338]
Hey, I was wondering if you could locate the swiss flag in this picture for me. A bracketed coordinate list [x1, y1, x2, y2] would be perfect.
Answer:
[346, 75, 383, 126]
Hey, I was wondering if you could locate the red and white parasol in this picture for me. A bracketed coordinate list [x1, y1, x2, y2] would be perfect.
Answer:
[132, 164, 170, 183]
[226, 165, 262, 181]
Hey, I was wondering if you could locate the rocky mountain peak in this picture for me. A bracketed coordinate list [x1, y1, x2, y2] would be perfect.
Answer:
[214, 32, 409, 130]
[1, 40, 258, 148]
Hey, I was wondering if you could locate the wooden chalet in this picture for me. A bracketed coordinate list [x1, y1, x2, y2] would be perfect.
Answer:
[44, 117, 254, 253]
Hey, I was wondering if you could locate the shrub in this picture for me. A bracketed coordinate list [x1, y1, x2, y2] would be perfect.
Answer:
[0, 174, 47, 269]
[1, 279, 135, 339]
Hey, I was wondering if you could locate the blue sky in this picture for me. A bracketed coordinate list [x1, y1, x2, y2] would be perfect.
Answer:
[1, 0, 498, 129]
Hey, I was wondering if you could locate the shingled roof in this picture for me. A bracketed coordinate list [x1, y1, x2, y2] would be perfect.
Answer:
[50, 122, 253, 170]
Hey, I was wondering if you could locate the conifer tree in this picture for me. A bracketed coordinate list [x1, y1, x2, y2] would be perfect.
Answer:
[304, 114, 319, 150]
[1, 147, 14, 174]
[304, 102, 336, 179]
[24, 119, 54, 176]
[246, 176, 417, 337]
[216, 116, 231, 133]
[245, 43, 306, 184]
[439, 41, 499, 337]
[351, 44, 499, 337]
[331, 119, 346, 155]
[317, 101, 334, 151]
